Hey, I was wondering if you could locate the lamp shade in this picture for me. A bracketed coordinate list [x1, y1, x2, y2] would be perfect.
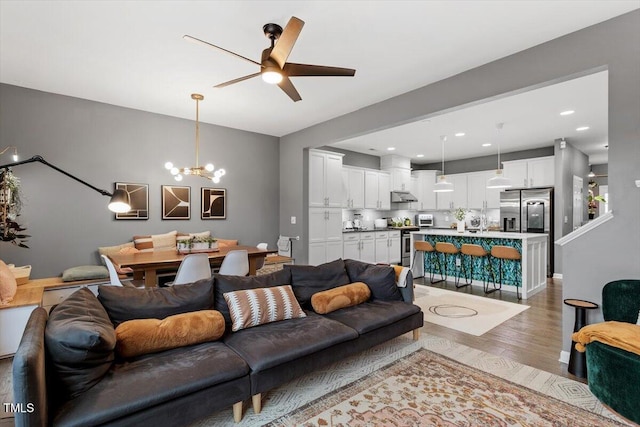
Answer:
[486, 169, 512, 189]
[108, 189, 131, 213]
[433, 175, 454, 192]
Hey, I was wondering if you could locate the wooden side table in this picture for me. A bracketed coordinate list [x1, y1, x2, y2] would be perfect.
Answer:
[564, 298, 599, 379]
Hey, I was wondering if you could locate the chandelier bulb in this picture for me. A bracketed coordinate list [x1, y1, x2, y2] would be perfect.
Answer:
[219, 169, 226, 176]
[212, 176, 220, 184]
[205, 163, 214, 172]
[170, 167, 179, 175]
[183, 168, 191, 175]
[174, 174, 183, 182]
[164, 161, 173, 170]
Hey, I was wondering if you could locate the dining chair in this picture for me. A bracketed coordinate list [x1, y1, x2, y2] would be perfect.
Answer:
[100, 254, 125, 287]
[218, 250, 249, 276]
[254, 243, 268, 271]
[169, 254, 212, 285]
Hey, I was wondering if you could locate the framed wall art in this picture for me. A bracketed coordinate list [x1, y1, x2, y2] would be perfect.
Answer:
[162, 185, 190, 220]
[114, 182, 149, 220]
[201, 188, 226, 219]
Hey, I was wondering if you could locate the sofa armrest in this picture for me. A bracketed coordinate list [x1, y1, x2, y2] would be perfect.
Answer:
[399, 270, 414, 303]
[12, 307, 49, 427]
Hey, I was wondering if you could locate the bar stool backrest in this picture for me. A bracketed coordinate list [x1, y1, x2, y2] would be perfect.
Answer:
[435, 242, 459, 254]
[491, 245, 521, 260]
[461, 244, 487, 257]
[414, 241, 435, 252]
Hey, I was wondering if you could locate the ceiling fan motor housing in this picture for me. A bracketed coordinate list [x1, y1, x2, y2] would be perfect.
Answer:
[263, 23, 283, 41]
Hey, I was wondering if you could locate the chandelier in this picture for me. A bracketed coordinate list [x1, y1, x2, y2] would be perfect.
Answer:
[164, 94, 225, 183]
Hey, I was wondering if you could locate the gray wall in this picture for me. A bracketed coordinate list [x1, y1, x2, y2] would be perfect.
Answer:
[280, 11, 640, 356]
[317, 146, 380, 169]
[0, 84, 280, 278]
[413, 147, 554, 174]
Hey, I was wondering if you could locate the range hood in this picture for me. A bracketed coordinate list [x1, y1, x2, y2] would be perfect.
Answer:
[391, 191, 418, 203]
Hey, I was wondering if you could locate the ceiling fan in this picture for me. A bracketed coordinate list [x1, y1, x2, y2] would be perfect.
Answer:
[184, 16, 356, 102]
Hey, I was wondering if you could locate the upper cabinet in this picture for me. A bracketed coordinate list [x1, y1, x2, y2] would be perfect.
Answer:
[437, 173, 468, 210]
[502, 156, 555, 189]
[341, 166, 365, 209]
[309, 149, 344, 207]
[364, 170, 391, 210]
[412, 170, 437, 210]
[467, 170, 501, 209]
[389, 167, 412, 191]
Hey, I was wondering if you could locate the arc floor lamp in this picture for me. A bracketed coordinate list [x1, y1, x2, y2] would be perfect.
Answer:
[0, 155, 131, 213]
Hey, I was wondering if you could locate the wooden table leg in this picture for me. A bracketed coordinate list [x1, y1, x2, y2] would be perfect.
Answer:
[144, 269, 157, 287]
[248, 257, 259, 276]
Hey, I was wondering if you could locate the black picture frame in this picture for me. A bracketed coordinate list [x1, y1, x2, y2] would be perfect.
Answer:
[114, 182, 149, 220]
[201, 188, 226, 219]
[162, 185, 191, 220]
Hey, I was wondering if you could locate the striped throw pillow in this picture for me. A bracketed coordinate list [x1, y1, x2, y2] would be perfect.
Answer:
[223, 285, 306, 332]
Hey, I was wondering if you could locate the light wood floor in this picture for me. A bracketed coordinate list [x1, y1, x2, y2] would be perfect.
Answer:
[0, 278, 576, 425]
[414, 276, 578, 381]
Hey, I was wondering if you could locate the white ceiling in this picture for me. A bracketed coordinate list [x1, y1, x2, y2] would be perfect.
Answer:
[1, 2, 637, 161]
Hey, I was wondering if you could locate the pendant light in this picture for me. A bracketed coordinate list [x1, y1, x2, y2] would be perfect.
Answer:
[433, 135, 454, 192]
[487, 122, 512, 189]
[164, 94, 226, 183]
[588, 164, 595, 178]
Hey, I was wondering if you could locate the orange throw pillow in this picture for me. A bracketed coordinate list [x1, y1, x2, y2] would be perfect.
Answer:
[311, 282, 371, 314]
[115, 310, 225, 358]
[0, 260, 18, 305]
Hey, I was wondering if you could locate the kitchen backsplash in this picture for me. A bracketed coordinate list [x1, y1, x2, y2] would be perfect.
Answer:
[343, 208, 500, 229]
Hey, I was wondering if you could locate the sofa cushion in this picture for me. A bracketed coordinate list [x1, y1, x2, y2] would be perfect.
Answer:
[311, 282, 371, 314]
[214, 269, 291, 325]
[62, 265, 109, 282]
[0, 259, 17, 305]
[115, 310, 226, 358]
[217, 238, 238, 248]
[224, 285, 306, 332]
[324, 300, 421, 334]
[285, 259, 350, 308]
[133, 230, 177, 252]
[98, 241, 136, 257]
[51, 341, 250, 427]
[224, 313, 358, 371]
[344, 259, 403, 301]
[98, 277, 214, 327]
[45, 287, 116, 398]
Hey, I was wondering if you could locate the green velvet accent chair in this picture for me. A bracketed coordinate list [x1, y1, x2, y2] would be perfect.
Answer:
[585, 279, 640, 424]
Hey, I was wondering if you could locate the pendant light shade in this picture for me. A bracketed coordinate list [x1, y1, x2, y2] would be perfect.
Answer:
[108, 189, 132, 213]
[487, 122, 512, 189]
[433, 135, 454, 193]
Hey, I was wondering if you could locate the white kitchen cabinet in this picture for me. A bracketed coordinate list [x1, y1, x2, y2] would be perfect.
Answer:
[503, 156, 554, 188]
[364, 170, 391, 210]
[374, 230, 401, 264]
[343, 232, 375, 263]
[389, 167, 412, 192]
[341, 166, 365, 209]
[309, 149, 344, 208]
[308, 207, 343, 265]
[413, 170, 437, 210]
[437, 173, 467, 210]
[467, 170, 502, 209]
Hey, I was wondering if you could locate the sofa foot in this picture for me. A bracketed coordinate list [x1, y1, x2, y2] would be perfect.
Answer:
[232, 401, 243, 422]
[252, 393, 262, 414]
[413, 328, 421, 341]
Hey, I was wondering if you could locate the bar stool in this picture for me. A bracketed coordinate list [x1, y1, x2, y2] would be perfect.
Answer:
[434, 242, 463, 287]
[412, 240, 438, 283]
[490, 245, 522, 300]
[460, 244, 491, 290]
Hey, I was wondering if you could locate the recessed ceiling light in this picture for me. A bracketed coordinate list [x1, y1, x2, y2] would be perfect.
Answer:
[560, 110, 575, 116]
[416, 154, 424, 158]
[455, 132, 465, 137]
[482, 143, 492, 147]
[387, 147, 396, 151]
[604, 144, 609, 149]
[576, 126, 590, 131]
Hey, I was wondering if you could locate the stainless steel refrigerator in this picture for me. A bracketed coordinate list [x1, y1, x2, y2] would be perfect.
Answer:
[500, 188, 553, 277]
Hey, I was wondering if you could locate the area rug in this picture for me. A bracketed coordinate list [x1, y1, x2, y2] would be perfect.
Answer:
[267, 348, 627, 427]
[414, 285, 529, 336]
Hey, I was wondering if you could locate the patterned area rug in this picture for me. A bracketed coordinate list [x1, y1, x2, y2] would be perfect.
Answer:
[267, 348, 626, 427]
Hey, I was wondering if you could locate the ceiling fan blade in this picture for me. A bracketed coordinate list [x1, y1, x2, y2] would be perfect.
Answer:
[277, 76, 302, 102]
[183, 35, 261, 67]
[214, 72, 261, 88]
[283, 63, 356, 77]
[270, 16, 304, 68]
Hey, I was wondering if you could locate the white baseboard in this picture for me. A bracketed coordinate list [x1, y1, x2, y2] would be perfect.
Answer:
[559, 350, 570, 364]
[553, 273, 563, 280]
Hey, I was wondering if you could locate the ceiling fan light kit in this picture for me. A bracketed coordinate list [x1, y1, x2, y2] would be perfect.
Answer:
[164, 94, 225, 183]
[185, 16, 356, 102]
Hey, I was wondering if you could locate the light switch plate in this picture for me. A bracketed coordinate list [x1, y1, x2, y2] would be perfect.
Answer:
[291, 216, 296, 224]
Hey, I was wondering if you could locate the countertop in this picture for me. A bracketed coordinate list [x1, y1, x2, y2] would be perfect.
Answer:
[342, 226, 416, 233]
[410, 229, 548, 240]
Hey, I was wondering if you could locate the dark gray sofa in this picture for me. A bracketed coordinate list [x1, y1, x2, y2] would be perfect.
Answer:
[13, 259, 423, 426]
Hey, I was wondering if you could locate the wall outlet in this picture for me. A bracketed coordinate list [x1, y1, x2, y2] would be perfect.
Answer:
[290, 216, 296, 224]
[636, 179, 640, 188]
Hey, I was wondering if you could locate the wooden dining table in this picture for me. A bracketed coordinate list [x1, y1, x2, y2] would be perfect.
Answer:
[108, 245, 277, 287]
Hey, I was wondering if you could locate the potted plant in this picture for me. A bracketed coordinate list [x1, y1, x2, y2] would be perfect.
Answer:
[452, 207, 468, 233]
[587, 190, 606, 220]
[177, 236, 218, 253]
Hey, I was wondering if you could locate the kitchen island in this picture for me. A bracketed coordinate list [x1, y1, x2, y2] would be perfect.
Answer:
[410, 229, 548, 299]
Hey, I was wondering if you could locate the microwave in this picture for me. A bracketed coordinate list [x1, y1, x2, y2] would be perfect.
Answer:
[416, 214, 434, 227]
